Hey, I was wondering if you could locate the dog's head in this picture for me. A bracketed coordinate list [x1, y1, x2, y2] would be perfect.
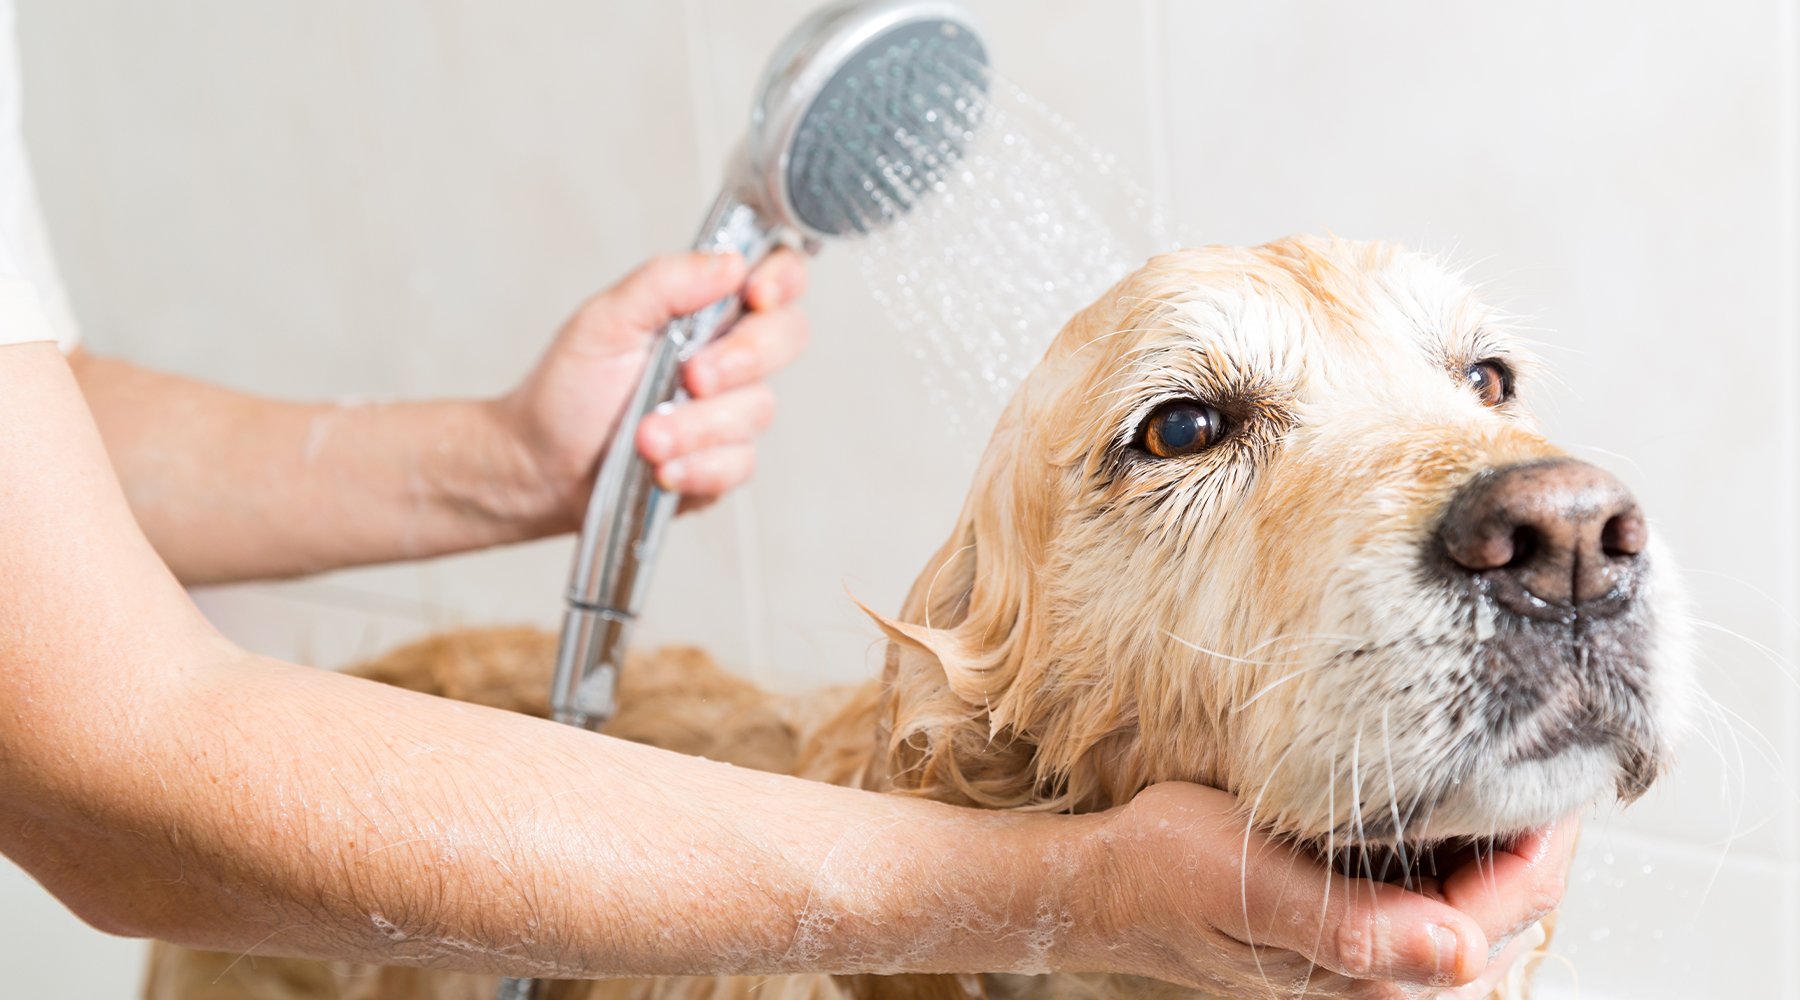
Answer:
[866, 236, 1691, 855]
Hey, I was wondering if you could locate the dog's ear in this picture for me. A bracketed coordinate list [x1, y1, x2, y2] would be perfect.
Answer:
[854, 293, 1155, 811]
[854, 410, 1063, 808]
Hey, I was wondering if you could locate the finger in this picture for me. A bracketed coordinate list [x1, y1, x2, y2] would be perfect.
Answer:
[655, 443, 755, 497]
[636, 385, 776, 464]
[1224, 843, 1487, 988]
[685, 305, 810, 397]
[1439, 816, 1579, 940]
[743, 248, 809, 311]
[587, 251, 748, 336]
[1434, 919, 1542, 999]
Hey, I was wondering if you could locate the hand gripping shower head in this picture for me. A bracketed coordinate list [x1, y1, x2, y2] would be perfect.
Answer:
[550, 2, 990, 732]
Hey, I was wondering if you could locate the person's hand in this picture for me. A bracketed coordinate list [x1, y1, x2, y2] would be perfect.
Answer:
[1429, 819, 1579, 999]
[1071, 783, 1577, 998]
[495, 249, 809, 528]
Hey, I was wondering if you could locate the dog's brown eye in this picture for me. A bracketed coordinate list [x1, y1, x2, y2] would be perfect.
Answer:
[1465, 360, 1512, 407]
[1139, 401, 1226, 458]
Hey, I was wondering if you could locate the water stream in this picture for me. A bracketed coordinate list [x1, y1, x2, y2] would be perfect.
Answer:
[817, 55, 1174, 433]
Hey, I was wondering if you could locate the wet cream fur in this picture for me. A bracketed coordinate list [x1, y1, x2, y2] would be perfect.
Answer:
[863, 237, 1689, 851]
[146, 237, 1690, 1000]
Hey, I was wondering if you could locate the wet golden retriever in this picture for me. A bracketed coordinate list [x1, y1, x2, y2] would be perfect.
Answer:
[146, 237, 1690, 1000]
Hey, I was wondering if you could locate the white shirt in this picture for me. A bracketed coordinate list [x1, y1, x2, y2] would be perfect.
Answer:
[0, 0, 78, 351]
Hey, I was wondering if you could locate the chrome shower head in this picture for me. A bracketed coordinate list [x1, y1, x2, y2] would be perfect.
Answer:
[741, 0, 989, 239]
[552, 0, 991, 730]
[552, 0, 992, 742]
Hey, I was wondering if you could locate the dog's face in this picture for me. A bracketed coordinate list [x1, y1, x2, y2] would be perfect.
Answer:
[871, 237, 1691, 854]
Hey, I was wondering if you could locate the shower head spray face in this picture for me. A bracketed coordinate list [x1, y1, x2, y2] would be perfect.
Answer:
[745, 0, 989, 239]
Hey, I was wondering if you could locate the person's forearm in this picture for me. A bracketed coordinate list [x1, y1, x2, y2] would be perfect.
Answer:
[6, 344, 1092, 979]
[71, 351, 561, 583]
[7, 643, 1101, 978]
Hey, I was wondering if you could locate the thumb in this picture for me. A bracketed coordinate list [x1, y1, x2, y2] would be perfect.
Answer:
[589, 251, 748, 336]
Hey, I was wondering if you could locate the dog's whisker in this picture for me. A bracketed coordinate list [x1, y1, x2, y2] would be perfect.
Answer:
[1161, 629, 1358, 669]
[1680, 614, 1800, 689]
[1378, 707, 1409, 882]
[1232, 663, 1331, 713]
[1348, 726, 1375, 884]
[1296, 747, 1343, 1000]
[1239, 742, 1297, 1000]
[919, 543, 977, 631]
[1670, 688, 1763, 894]
[1676, 569, 1800, 626]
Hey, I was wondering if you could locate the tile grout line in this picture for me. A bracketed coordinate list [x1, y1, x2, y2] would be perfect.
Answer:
[677, 0, 774, 676]
[1587, 820, 1800, 879]
[1779, 1, 1800, 996]
[1141, 0, 1176, 242]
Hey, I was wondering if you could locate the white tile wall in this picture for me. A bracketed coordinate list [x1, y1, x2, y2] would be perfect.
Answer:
[5, 1, 1796, 997]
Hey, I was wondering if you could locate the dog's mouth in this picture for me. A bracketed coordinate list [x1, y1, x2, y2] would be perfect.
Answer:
[1321, 828, 1546, 892]
[1475, 610, 1663, 799]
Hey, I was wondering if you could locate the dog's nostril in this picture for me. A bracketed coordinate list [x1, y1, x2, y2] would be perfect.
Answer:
[1601, 508, 1647, 559]
[1505, 526, 1539, 570]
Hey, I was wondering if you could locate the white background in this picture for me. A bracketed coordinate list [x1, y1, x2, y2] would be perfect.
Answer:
[1, 2, 1795, 997]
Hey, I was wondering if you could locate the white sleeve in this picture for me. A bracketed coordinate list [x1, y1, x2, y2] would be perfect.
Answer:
[0, 0, 78, 352]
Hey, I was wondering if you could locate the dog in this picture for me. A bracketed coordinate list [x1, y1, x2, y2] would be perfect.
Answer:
[145, 237, 1691, 1000]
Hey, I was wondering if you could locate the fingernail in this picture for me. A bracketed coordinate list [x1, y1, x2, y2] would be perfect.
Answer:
[688, 364, 718, 396]
[1426, 923, 1465, 986]
[708, 251, 738, 275]
[658, 459, 686, 491]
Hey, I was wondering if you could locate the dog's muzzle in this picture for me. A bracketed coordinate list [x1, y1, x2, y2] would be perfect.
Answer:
[1426, 457, 1663, 794]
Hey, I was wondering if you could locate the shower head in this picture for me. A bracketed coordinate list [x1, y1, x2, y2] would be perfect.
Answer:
[741, 0, 989, 239]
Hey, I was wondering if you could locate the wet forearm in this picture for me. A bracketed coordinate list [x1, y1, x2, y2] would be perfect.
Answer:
[10, 645, 1100, 979]
[70, 351, 561, 584]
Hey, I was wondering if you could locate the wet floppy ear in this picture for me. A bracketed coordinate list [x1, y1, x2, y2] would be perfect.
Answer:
[857, 536, 1008, 710]
[856, 443, 1044, 729]
[851, 428, 1056, 808]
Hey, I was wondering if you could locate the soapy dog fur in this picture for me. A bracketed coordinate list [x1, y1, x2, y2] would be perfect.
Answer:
[145, 237, 1690, 1000]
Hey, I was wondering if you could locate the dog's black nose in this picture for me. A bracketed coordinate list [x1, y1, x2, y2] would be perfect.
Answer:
[1440, 458, 1645, 616]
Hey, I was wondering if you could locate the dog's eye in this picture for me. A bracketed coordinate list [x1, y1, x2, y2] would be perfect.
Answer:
[1464, 360, 1513, 407]
[1138, 401, 1226, 458]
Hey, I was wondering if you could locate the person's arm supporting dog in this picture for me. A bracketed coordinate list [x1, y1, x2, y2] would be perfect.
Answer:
[2, 339, 1570, 993]
[65, 250, 807, 585]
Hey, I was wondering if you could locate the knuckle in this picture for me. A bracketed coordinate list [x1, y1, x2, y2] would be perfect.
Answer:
[635, 254, 687, 296]
[1332, 910, 1379, 979]
[748, 388, 777, 428]
[668, 417, 699, 453]
[1526, 875, 1566, 918]
[575, 292, 611, 324]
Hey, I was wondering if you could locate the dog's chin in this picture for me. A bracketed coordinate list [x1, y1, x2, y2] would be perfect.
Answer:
[1308, 744, 1640, 888]
[1416, 744, 1622, 842]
